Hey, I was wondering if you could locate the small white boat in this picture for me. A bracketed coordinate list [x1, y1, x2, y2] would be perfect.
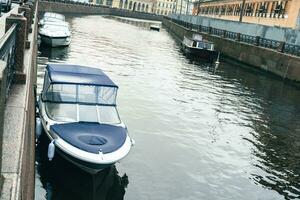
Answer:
[39, 21, 71, 47]
[39, 12, 71, 47]
[150, 24, 160, 31]
[38, 64, 134, 174]
[39, 12, 66, 26]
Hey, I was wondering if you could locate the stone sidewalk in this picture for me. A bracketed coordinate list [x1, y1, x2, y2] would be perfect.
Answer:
[1, 2, 37, 199]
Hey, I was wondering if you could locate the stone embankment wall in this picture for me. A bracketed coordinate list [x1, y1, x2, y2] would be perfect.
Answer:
[163, 18, 300, 83]
[38, 1, 110, 15]
[170, 14, 300, 46]
[0, 1, 38, 200]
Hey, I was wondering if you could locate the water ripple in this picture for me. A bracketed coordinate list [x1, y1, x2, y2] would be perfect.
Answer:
[36, 15, 300, 200]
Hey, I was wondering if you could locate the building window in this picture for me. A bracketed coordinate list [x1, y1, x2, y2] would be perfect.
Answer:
[272, 1, 287, 18]
[220, 5, 226, 15]
[245, 3, 254, 16]
[129, 1, 132, 9]
[214, 6, 219, 15]
[106, 0, 112, 6]
[226, 5, 233, 15]
[257, 2, 268, 17]
[233, 4, 238, 16]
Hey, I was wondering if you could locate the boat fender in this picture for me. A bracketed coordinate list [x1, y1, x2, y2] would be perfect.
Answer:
[36, 117, 42, 139]
[48, 140, 55, 161]
[131, 138, 135, 146]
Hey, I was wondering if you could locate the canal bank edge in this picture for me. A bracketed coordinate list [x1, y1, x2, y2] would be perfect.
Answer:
[162, 18, 300, 84]
[0, 1, 38, 200]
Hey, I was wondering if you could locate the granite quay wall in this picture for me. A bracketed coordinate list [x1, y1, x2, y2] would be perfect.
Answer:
[38, 0, 162, 21]
[0, 1, 38, 199]
[110, 8, 163, 21]
[170, 14, 300, 46]
[163, 18, 300, 83]
[38, 0, 110, 15]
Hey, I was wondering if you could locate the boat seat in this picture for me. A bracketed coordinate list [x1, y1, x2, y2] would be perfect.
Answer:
[50, 122, 127, 154]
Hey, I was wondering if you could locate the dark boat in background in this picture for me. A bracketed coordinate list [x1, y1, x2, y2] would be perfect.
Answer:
[150, 24, 160, 31]
[182, 34, 218, 61]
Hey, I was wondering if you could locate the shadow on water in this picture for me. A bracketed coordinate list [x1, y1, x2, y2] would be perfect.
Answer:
[179, 55, 300, 199]
[38, 46, 70, 61]
[36, 134, 129, 200]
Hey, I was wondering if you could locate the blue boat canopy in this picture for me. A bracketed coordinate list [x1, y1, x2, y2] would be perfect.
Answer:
[46, 64, 118, 87]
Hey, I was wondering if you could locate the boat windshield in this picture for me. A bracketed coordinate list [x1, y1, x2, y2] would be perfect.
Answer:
[42, 73, 121, 124]
[42, 22, 70, 30]
[197, 41, 214, 51]
[43, 13, 65, 21]
[45, 103, 121, 124]
[43, 84, 117, 105]
[183, 37, 193, 47]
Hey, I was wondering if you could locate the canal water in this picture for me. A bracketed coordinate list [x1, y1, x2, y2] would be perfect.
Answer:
[35, 15, 300, 200]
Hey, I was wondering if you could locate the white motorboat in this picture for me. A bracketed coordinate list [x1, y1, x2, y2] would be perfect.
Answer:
[38, 64, 134, 174]
[39, 12, 71, 47]
[39, 12, 66, 26]
[39, 20, 71, 47]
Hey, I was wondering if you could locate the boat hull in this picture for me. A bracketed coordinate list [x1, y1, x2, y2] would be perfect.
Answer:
[182, 44, 218, 62]
[41, 126, 117, 174]
[38, 107, 131, 174]
[53, 142, 112, 174]
[40, 34, 71, 47]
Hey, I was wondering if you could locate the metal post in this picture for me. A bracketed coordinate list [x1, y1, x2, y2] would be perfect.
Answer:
[186, 0, 189, 15]
[196, 1, 201, 15]
[180, 0, 183, 15]
[239, 0, 246, 22]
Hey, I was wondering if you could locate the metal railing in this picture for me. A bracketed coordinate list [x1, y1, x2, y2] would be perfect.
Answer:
[284, 43, 300, 56]
[167, 17, 300, 57]
[240, 34, 256, 44]
[0, 24, 17, 100]
[259, 38, 281, 50]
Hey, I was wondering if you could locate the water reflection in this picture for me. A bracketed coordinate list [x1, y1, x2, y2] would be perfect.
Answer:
[36, 134, 129, 200]
[205, 62, 300, 199]
[38, 46, 69, 61]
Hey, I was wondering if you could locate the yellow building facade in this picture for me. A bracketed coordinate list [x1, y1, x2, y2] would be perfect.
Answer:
[118, 0, 154, 12]
[193, 0, 300, 28]
[92, 0, 153, 13]
[153, 0, 176, 15]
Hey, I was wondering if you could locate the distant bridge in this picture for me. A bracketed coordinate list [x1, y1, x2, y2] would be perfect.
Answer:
[38, 0, 163, 21]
